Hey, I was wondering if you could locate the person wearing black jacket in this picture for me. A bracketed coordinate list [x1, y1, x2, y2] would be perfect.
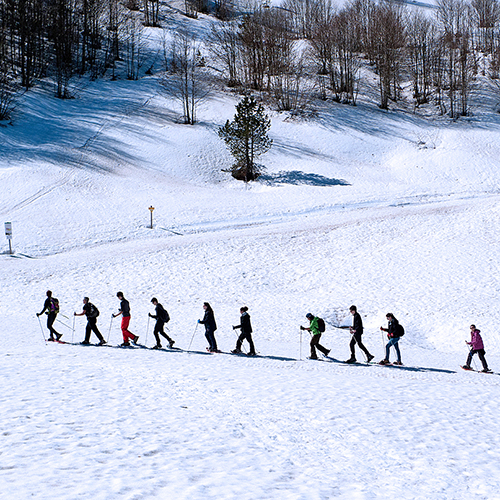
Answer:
[346, 305, 374, 363]
[149, 298, 175, 349]
[198, 302, 219, 352]
[379, 313, 403, 365]
[112, 292, 139, 347]
[74, 297, 106, 345]
[36, 290, 62, 341]
[232, 306, 256, 356]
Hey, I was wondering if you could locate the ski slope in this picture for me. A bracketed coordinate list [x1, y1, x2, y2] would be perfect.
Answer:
[2, 10, 500, 499]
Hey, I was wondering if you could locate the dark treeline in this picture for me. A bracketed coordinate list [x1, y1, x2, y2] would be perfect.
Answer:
[2, 0, 500, 121]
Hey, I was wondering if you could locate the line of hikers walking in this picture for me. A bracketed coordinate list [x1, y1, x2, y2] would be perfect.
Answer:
[36, 291, 491, 370]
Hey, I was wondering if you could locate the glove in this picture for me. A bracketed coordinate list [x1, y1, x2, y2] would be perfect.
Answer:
[36, 313, 40, 317]
[197, 319, 201, 324]
[300, 325, 304, 331]
[232, 325, 236, 330]
[148, 313, 152, 318]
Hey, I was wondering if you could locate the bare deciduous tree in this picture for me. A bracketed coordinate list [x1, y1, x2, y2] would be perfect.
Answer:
[164, 32, 209, 124]
[209, 20, 242, 87]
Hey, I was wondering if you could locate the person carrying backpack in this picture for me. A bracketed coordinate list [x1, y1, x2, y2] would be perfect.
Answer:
[300, 313, 330, 360]
[462, 325, 491, 372]
[74, 297, 106, 345]
[36, 290, 62, 341]
[346, 305, 374, 363]
[149, 298, 175, 349]
[379, 313, 403, 365]
[112, 292, 139, 347]
[232, 306, 256, 356]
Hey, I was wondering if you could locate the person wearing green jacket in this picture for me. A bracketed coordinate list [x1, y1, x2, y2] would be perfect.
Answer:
[300, 313, 330, 360]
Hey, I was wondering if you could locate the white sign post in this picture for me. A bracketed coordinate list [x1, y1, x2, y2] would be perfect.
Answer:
[5, 222, 12, 255]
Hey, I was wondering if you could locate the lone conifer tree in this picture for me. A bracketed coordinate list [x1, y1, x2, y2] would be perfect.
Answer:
[218, 95, 272, 181]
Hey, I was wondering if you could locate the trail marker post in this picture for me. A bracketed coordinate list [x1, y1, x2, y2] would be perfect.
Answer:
[149, 206, 155, 229]
[4, 222, 12, 254]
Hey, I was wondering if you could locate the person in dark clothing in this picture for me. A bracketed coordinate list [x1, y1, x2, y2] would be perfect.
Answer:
[301, 313, 330, 359]
[37, 290, 62, 341]
[379, 313, 403, 365]
[149, 298, 175, 349]
[232, 306, 256, 356]
[112, 292, 139, 347]
[74, 297, 106, 345]
[198, 302, 219, 352]
[346, 305, 374, 363]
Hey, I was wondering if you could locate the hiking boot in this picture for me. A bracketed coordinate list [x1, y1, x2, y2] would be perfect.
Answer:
[461, 365, 473, 370]
[247, 352, 256, 356]
[481, 368, 492, 373]
[231, 349, 242, 354]
[168, 340, 175, 348]
[120, 342, 131, 347]
[379, 359, 390, 365]
[47, 337, 55, 342]
[393, 361, 403, 366]
[97, 340, 107, 346]
[366, 354, 374, 363]
[324, 349, 331, 357]
[152, 345, 161, 349]
[345, 357, 356, 364]
[81, 341, 90, 345]
[132, 335, 139, 345]
[55, 333, 63, 341]
[308, 356, 318, 360]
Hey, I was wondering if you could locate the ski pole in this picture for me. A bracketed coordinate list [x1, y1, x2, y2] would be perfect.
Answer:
[232, 327, 247, 354]
[37, 315, 46, 342]
[55, 318, 73, 330]
[188, 322, 199, 352]
[465, 341, 479, 371]
[72, 314, 76, 343]
[107, 315, 114, 342]
[299, 327, 302, 361]
[145, 316, 150, 347]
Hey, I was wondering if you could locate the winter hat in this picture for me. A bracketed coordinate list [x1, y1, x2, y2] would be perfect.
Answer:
[306, 313, 313, 319]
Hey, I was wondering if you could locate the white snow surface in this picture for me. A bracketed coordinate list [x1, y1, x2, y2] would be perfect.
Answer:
[2, 18, 500, 499]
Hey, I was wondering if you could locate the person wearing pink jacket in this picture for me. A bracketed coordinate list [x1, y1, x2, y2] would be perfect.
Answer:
[462, 325, 491, 372]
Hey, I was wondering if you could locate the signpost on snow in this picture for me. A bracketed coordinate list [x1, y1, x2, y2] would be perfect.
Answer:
[5, 222, 12, 254]
[148, 206, 155, 229]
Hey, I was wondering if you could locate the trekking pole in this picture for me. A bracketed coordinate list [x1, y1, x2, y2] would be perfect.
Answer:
[72, 314, 76, 343]
[299, 327, 302, 361]
[59, 313, 70, 320]
[107, 315, 114, 343]
[188, 322, 199, 352]
[37, 315, 46, 342]
[145, 316, 150, 347]
[233, 327, 247, 354]
[465, 341, 479, 371]
[55, 318, 73, 330]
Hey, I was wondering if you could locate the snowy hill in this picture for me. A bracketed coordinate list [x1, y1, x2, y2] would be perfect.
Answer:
[2, 4, 500, 499]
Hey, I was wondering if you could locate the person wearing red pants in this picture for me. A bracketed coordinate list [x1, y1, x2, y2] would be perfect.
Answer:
[112, 292, 139, 347]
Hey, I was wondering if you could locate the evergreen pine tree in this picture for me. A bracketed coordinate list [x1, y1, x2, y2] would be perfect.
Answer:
[218, 95, 272, 181]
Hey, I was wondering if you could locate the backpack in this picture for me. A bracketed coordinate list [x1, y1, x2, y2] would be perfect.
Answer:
[88, 303, 100, 318]
[396, 323, 405, 337]
[50, 298, 60, 314]
[162, 309, 170, 323]
[317, 317, 326, 333]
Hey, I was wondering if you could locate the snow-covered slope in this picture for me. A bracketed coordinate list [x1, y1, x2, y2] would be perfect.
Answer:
[2, 11, 500, 499]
